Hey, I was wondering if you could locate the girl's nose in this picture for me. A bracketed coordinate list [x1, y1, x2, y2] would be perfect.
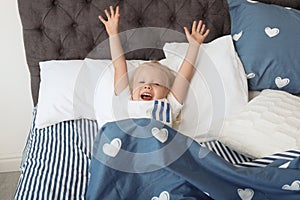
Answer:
[144, 84, 151, 90]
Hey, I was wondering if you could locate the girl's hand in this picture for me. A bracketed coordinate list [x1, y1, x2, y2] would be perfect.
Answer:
[184, 20, 210, 46]
[99, 6, 120, 36]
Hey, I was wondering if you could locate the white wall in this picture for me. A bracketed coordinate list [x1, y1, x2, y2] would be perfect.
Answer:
[0, 1, 33, 172]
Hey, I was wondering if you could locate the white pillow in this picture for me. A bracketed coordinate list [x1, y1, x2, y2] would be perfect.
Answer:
[35, 58, 142, 129]
[219, 89, 300, 158]
[160, 35, 248, 141]
[36, 60, 94, 128]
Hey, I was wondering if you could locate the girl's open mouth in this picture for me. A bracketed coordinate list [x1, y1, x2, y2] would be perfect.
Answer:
[141, 92, 152, 100]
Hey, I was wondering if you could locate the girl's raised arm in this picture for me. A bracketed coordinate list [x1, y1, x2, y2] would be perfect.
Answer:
[99, 6, 128, 95]
[171, 20, 210, 104]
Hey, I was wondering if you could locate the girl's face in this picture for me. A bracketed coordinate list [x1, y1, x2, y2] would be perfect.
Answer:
[131, 67, 170, 101]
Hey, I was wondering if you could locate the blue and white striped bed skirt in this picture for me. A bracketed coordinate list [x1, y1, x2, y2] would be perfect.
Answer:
[14, 109, 98, 199]
[14, 108, 300, 199]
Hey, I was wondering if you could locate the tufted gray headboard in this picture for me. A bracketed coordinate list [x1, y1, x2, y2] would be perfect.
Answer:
[17, 0, 300, 106]
[18, 0, 231, 106]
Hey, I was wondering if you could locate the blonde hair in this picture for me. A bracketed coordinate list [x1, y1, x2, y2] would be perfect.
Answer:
[131, 61, 175, 89]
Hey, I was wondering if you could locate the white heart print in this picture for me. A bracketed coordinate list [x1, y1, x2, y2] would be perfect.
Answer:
[282, 180, 300, 191]
[151, 191, 170, 200]
[265, 27, 279, 38]
[152, 127, 168, 143]
[246, 73, 255, 79]
[233, 31, 243, 41]
[237, 188, 254, 200]
[275, 77, 290, 88]
[102, 138, 122, 157]
[247, 0, 258, 3]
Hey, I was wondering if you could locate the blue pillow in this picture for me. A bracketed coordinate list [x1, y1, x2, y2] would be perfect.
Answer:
[228, 0, 300, 94]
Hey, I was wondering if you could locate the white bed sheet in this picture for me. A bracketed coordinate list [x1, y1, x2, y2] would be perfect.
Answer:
[219, 89, 300, 158]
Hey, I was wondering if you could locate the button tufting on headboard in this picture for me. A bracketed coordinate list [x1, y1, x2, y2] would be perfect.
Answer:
[72, 23, 78, 28]
[39, 25, 44, 32]
[18, 0, 300, 105]
[58, 48, 64, 56]
[137, 18, 143, 26]
[18, 0, 233, 105]
[52, 0, 59, 6]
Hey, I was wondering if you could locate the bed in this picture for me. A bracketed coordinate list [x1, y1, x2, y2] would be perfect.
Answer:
[15, 0, 300, 199]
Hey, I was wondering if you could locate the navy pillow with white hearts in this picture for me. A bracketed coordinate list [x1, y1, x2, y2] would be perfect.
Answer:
[228, 0, 300, 93]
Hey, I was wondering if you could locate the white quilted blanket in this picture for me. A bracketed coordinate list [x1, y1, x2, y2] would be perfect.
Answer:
[219, 89, 300, 158]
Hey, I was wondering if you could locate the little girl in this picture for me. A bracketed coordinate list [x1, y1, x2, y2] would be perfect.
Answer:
[99, 6, 209, 126]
